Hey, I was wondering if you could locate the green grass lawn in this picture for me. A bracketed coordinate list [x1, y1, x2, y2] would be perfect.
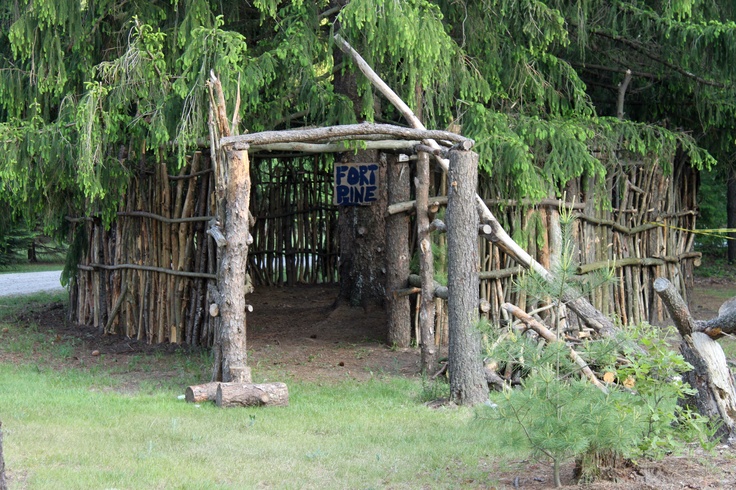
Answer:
[0, 293, 510, 489]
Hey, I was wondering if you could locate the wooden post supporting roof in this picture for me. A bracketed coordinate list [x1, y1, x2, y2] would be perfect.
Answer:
[447, 149, 490, 405]
[209, 73, 253, 384]
[386, 153, 412, 348]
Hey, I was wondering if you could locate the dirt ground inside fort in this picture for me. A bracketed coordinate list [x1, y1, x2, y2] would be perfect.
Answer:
[5, 277, 736, 489]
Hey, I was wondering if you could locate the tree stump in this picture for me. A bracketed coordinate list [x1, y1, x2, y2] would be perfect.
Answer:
[216, 382, 289, 408]
[654, 278, 736, 439]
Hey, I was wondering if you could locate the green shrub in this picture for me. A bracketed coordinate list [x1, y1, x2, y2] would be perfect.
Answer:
[481, 321, 718, 487]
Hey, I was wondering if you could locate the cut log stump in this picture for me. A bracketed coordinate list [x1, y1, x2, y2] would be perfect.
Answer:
[216, 382, 289, 408]
[185, 382, 220, 403]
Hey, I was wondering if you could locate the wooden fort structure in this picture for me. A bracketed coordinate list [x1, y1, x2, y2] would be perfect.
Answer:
[67, 132, 699, 336]
[66, 43, 701, 371]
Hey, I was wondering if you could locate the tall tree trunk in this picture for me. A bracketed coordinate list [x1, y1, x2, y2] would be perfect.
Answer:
[728, 165, 736, 264]
[336, 154, 388, 307]
[386, 154, 412, 347]
[447, 150, 489, 406]
[332, 7, 387, 307]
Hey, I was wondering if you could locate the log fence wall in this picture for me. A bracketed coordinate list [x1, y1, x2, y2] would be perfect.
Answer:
[69, 147, 699, 346]
[475, 149, 698, 329]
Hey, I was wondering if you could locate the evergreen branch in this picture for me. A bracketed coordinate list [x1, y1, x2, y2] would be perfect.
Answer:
[588, 28, 727, 89]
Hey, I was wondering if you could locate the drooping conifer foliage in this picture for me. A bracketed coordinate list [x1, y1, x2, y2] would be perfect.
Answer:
[0, 0, 734, 237]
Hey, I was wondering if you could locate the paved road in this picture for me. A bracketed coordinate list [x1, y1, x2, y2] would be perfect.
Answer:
[0, 270, 65, 297]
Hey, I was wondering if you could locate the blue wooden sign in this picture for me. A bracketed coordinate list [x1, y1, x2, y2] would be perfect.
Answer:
[334, 162, 379, 206]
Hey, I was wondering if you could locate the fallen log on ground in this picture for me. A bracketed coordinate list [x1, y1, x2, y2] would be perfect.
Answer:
[216, 382, 289, 408]
[185, 382, 221, 403]
[654, 278, 736, 439]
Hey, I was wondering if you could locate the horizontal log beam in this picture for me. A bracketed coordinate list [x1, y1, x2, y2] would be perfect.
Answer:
[249, 139, 421, 154]
[408, 274, 446, 299]
[221, 122, 472, 150]
[185, 382, 220, 403]
[168, 167, 213, 180]
[387, 197, 590, 216]
[478, 266, 524, 280]
[216, 382, 289, 408]
[117, 211, 215, 224]
[78, 263, 216, 280]
[577, 252, 702, 274]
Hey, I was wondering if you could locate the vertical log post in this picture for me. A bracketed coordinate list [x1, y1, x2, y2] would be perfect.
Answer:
[210, 73, 252, 384]
[217, 146, 252, 383]
[386, 154, 412, 347]
[416, 151, 437, 373]
[447, 150, 489, 406]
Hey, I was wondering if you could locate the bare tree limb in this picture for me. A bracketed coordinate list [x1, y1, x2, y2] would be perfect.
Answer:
[220, 123, 468, 149]
[617, 69, 632, 120]
[503, 303, 608, 393]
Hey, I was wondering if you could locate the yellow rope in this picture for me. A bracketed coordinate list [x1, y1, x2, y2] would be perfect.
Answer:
[649, 222, 736, 240]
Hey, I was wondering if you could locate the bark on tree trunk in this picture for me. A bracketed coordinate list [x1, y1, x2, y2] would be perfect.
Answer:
[209, 73, 252, 383]
[332, 21, 388, 308]
[416, 151, 438, 373]
[386, 154, 412, 347]
[215, 147, 252, 383]
[727, 165, 736, 264]
[216, 382, 289, 408]
[336, 153, 388, 307]
[447, 150, 489, 406]
[654, 278, 736, 439]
